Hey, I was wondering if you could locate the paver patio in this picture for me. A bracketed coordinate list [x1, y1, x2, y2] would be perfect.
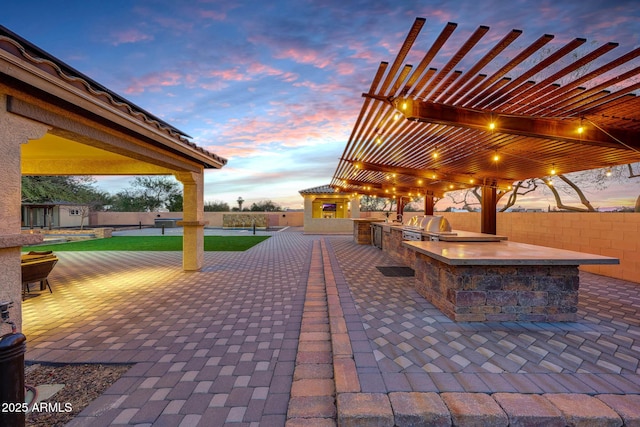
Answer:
[21, 228, 640, 426]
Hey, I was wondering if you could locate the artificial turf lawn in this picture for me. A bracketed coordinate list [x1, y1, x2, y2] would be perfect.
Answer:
[25, 235, 270, 252]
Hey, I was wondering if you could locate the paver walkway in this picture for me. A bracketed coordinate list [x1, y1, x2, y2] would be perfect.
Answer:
[21, 229, 640, 426]
[24, 229, 315, 426]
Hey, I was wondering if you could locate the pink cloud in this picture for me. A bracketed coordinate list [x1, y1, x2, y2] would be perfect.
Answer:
[293, 80, 347, 94]
[273, 47, 333, 69]
[247, 62, 298, 82]
[335, 62, 356, 76]
[198, 10, 226, 20]
[109, 29, 154, 46]
[424, 9, 455, 23]
[349, 42, 378, 61]
[124, 71, 183, 94]
[209, 68, 251, 81]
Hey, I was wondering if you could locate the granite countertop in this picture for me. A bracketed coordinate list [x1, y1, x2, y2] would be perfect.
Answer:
[371, 223, 507, 242]
[403, 240, 620, 266]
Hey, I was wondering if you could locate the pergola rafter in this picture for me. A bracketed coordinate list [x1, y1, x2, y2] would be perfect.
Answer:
[332, 18, 640, 232]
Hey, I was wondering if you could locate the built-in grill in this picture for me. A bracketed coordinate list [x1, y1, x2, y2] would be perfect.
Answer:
[401, 215, 452, 241]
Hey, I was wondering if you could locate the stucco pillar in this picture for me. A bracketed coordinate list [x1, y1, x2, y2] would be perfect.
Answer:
[350, 196, 360, 218]
[0, 94, 49, 334]
[175, 171, 207, 271]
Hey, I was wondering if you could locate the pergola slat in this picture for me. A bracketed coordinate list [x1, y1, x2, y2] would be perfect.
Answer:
[331, 20, 640, 210]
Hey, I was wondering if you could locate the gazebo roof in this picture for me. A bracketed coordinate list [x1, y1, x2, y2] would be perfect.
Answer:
[299, 185, 343, 195]
[331, 18, 640, 199]
[0, 25, 227, 170]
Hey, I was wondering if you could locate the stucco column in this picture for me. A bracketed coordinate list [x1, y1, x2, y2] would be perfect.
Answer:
[0, 94, 49, 334]
[175, 171, 207, 271]
[350, 196, 361, 218]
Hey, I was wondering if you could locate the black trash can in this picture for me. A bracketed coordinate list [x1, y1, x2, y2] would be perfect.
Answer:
[0, 332, 27, 427]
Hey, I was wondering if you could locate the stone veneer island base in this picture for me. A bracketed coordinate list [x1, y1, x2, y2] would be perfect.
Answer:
[404, 241, 619, 322]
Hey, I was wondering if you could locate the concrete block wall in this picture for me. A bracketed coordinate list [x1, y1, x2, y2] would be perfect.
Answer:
[90, 211, 304, 228]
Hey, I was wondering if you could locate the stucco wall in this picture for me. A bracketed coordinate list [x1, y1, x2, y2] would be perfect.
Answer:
[437, 212, 639, 284]
[90, 211, 304, 228]
[303, 218, 353, 234]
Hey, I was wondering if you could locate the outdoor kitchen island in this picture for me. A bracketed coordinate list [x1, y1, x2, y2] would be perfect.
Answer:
[404, 240, 619, 322]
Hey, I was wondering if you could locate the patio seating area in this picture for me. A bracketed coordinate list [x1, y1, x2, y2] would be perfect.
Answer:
[22, 229, 640, 426]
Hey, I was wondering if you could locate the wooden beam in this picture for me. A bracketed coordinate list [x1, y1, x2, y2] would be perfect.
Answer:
[348, 159, 512, 188]
[425, 195, 434, 215]
[339, 178, 445, 199]
[397, 99, 639, 150]
[481, 185, 497, 235]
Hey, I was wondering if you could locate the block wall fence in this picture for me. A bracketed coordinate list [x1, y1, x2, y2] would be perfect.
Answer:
[90, 211, 304, 228]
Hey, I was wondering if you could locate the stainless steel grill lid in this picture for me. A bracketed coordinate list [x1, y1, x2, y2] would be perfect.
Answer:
[425, 216, 452, 233]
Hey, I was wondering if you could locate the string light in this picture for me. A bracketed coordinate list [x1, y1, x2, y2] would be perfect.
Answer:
[493, 151, 499, 162]
[489, 122, 496, 131]
[606, 167, 612, 177]
[550, 164, 556, 175]
[432, 146, 439, 159]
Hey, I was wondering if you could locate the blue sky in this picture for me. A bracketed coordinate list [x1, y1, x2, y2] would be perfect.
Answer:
[3, 0, 640, 210]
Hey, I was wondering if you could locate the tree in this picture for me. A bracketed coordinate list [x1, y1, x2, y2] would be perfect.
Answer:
[204, 200, 230, 212]
[21, 176, 102, 204]
[132, 176, 181, 211]
[21, 176, 109, 229]
[108, 176, 181, 212]
[249, 200, 282, 212]
[440, 162, 640, 212]
[166, 193, 183, 212]
[108, 189, 149, 212]
[359, 195, 396, 212]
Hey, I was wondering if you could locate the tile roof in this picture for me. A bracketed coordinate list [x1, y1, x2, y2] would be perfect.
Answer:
[0, 25, 227, 169]
[299, 185, 343, 195]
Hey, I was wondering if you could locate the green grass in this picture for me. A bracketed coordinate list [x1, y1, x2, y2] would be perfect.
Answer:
[24, 235, 270, 252]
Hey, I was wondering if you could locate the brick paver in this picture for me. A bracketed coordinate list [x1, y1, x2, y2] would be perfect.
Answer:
[326, 237, 640, 392]
[22, 229, 640, 426]
[25, 229, 314, 426]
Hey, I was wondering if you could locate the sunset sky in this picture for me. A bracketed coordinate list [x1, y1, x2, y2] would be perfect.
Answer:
[3, 0, 639, 210]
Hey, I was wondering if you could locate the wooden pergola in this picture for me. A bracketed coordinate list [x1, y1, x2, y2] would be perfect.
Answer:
[331, 18, 640, 233]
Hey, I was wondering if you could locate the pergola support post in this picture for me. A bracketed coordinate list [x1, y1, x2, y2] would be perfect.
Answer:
[481, 185, 497, 235]
[175, 171, 208, 271]
[424, 194, 434, 216]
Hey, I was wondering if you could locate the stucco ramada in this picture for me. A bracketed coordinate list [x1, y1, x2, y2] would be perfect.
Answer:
[0, 25, 226, 331]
